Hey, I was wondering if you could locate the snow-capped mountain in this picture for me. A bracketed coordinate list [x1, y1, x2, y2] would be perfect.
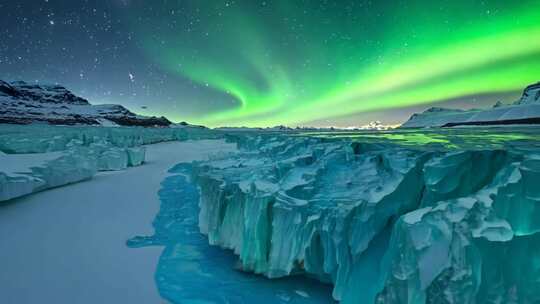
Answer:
[0, 80, 171, 126]
[357, 120, 396, 130]
[515, 82, 540, 105]
[401, 81, 540, 128]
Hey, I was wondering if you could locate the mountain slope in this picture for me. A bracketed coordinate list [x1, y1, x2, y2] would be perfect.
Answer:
[0, 80, 171, 126]
[401, 82, 540, 128]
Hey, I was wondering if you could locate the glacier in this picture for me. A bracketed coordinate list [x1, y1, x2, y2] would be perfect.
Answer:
[2, 122, 540, 303]
[186, 128, 540, 303]
[0, 124, 218, 201]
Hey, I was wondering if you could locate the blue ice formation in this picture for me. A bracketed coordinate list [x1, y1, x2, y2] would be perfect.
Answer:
[0, 124, 218, 201]
[0, 124, 216, 154]
[189, 133, 540, 303]
[0, 136, 144, 201]
[128, 163, 336, 303]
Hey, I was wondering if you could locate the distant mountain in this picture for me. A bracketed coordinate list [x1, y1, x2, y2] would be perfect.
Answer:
[171, 121, 208, 129]
[357, 121, 396, 130]
[401, 82, 540, 128]
[515, 82, 540, 105]
[214, 125, 294, 132]
[0, 80, 171, 126]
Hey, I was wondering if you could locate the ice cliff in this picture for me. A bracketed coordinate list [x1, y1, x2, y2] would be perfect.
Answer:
[190, 133, 540, 303]
[401, 82, 540, 128]
[0, 80, 171, 126]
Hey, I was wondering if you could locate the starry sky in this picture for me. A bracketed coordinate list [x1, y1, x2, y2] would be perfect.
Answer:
[1, 0, 539, 127]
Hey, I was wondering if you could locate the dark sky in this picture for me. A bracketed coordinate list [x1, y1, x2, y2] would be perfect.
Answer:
[0, 0, 231, 121]
[1, 1, 538, 127]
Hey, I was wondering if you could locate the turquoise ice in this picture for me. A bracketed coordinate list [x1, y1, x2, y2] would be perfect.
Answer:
[0, 124, 218, 201]
[190, 128, 540, 303]
[128, 163, 335, 303]
[3, 124, 540, 303]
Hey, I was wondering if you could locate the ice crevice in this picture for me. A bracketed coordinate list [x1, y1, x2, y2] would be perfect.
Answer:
[191, 134, 540, 303]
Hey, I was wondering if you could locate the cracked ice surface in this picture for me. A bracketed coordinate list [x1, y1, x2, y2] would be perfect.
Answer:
[191, 132, 540, 303]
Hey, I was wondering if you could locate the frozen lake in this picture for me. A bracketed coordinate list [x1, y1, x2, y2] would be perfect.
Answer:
[0, 140, 236, 304]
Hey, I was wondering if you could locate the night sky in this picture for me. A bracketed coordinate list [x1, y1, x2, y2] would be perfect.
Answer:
[1, 1, 539, 127]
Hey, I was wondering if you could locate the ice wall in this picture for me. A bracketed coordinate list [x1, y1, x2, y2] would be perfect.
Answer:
[0, 124, 218, 154]
[191, 134, 540, 303]
[128, 163, 337, 303]
[0, 141, 145, 201]
[0, 124, 219, 201]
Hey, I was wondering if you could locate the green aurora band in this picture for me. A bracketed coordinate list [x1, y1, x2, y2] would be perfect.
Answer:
[129, 0, 540, 127]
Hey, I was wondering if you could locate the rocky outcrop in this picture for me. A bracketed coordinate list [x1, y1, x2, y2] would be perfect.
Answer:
[0, 80, 171, 127]
[2, 80, 91, 105]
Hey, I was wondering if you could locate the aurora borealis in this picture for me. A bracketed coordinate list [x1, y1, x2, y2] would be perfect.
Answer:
[125, 0, 540, 127]
[2, 1, 540, 127]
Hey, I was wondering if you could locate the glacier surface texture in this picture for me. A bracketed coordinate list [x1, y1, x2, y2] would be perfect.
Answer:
[187, 128, 540, 303]
[3, 124, 540, 303]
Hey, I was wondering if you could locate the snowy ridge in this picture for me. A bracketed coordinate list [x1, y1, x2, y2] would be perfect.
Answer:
[190, 134, 540, 303]
[357, 120, 396, 130]
[0, 80, 171, 126]
[401, 81, 540, 128]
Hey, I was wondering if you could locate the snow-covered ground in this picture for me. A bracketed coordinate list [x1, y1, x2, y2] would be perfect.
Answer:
[0, 139, 236, 304]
